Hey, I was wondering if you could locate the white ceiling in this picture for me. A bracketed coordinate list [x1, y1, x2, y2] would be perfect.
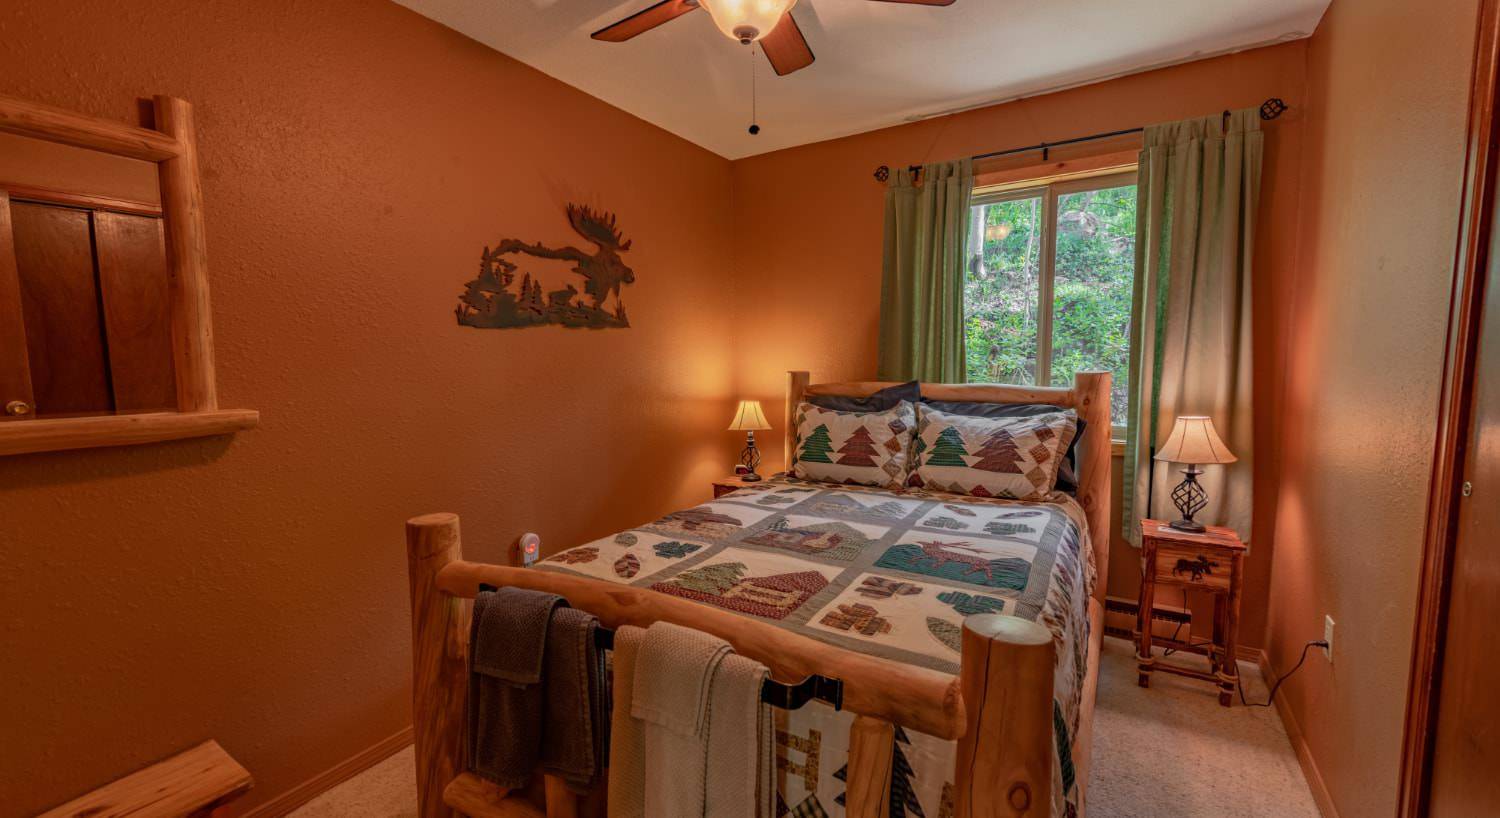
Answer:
[395, 0, 1329, 160]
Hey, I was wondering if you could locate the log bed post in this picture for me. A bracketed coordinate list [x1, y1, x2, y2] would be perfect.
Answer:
[785, 369, 810, 472]
[1070, 370, 1112, 607]
[407, 513, 471, 818]
[953, 614, 1055, 818]
[845, 715, 896, 818]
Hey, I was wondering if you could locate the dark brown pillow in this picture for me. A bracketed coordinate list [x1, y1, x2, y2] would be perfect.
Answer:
[806, 380, 919, 413]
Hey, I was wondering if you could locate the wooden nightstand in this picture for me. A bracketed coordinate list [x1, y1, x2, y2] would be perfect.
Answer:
[1135, 518, 1247, 706]
[712, 475, 763, 498]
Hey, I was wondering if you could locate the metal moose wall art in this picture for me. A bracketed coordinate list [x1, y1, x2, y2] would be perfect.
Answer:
[455, 204, 635, 330]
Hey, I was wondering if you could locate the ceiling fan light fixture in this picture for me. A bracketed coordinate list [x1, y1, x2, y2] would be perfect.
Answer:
[698, 0, 797, 44]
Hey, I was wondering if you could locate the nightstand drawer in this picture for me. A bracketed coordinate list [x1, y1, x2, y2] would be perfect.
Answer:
[1153, 542, 1232, 591]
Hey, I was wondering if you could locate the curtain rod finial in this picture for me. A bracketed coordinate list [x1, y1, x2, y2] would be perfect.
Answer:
[874, 165, 890, 182]
[1260, 98, 1288, 120]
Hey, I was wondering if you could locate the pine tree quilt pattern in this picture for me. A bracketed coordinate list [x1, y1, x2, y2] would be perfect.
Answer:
[909, 405, 1079, 501]
[537, 476, 1094, 818]
[792, 401, 916, 489]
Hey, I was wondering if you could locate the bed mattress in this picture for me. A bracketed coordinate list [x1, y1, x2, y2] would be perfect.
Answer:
[537, 476, 1094, 817]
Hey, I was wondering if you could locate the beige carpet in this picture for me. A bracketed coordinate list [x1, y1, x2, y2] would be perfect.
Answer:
[1086, 636, 1320, 817]
[290, 636, 1318, 817]
[289, 745, 418, 818]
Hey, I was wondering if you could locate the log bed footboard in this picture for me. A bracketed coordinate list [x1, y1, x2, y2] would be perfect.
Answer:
[406, 370, 1110, 818]
[408, 514, 1056, 818]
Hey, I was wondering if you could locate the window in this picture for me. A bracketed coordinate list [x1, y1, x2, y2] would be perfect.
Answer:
[963, 169, 1137, 432]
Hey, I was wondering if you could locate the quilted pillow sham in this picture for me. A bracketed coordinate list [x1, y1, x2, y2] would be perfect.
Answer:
[791, 401, 915, 489]
[921, 399, 1087, 493]
[908, 405, 1079, 500]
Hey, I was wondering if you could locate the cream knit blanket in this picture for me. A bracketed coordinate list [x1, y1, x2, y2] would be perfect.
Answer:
[609, 622, 771, 818]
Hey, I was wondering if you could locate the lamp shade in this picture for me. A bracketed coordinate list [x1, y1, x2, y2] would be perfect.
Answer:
[698, 0, 797, 44]
[1154, 416, 1237, 465]
[728, 400, 772, 431]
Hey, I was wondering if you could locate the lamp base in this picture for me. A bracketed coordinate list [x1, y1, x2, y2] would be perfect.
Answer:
[738, 430, 763, 482]
[1168, 518, 1206, 533]
[1168, 465, 1209, 535]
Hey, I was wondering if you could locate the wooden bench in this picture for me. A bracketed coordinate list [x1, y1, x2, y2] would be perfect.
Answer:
[36, 740, 252, 818]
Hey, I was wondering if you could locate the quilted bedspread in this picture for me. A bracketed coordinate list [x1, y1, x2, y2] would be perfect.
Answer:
[537, 476, 1094, 817]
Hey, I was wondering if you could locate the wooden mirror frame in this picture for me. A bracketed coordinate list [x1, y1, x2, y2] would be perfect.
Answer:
[0, 93, 257, 456]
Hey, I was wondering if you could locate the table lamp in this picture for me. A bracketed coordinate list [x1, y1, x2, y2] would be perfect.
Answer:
[1154, 415, 1237, 533]
[728, 400, 772, 481]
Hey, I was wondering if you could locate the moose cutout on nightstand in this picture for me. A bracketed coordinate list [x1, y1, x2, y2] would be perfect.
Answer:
[1171, 555, 1220, 582]
[456, 204, 636, 329]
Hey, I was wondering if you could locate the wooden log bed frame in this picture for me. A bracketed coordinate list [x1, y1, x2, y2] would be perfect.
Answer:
[405, 370, 1112, 818]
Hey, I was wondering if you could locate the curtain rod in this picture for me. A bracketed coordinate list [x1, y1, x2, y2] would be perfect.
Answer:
[873, 97, 1288, 182]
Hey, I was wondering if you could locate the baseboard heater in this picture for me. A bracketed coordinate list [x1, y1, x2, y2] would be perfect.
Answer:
[1102, 595, 1191, 641]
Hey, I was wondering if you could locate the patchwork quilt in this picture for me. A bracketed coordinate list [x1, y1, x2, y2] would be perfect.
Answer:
[537, 476, 1095, 818]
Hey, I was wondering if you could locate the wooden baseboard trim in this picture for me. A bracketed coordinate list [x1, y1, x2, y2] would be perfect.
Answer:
[241, 726, 414, 818]
[1257, 651, 1339, 818]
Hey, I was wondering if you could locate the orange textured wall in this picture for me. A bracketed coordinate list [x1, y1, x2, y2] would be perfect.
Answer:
[3, 1, 1479, 814]
[1268, 0, 1480, 814]
[730, 43, 1311, 651]
[0, 0, 733, 814]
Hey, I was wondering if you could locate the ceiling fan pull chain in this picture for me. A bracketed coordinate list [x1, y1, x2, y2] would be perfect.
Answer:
[749, 42, 761, 135]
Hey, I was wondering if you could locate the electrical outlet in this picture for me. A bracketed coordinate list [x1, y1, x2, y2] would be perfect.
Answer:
[1323, 615, 1335, 662]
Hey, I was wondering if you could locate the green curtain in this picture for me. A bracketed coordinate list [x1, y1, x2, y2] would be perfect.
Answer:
[878, 159, 973, 382]
[1122, 109, 1262, 545]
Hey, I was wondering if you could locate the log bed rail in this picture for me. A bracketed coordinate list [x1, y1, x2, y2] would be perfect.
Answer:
[406, 370, 1112, 818]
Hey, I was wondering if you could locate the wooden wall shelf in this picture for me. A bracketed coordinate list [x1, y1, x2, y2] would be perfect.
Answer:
[0, 410, 259, 457]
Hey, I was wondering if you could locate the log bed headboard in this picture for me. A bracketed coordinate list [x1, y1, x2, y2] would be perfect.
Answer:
[784, 370, 1113, 605]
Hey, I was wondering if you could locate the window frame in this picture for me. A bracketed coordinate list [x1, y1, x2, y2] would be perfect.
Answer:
[966, 166, 1139, 438]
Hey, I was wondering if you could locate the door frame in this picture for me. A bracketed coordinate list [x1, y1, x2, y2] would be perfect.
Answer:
[1399, 0, 1500, 813]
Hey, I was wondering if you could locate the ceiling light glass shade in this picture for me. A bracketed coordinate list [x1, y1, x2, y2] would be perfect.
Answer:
[985, 222, 1013, 243]
[698, 0, 797, 44]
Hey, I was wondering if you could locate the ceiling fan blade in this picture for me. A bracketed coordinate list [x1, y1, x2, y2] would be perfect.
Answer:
[761, 13, 815, 76]
[591, 0, 699, 42]
[867, 0, 957, 5]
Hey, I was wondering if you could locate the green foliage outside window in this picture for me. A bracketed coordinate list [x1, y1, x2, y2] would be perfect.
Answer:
[964, 196, 1042, 386]
[963, 182, 1137, 426]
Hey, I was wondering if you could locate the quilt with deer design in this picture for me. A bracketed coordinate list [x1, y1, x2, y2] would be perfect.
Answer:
[537, 476, 1094, 817]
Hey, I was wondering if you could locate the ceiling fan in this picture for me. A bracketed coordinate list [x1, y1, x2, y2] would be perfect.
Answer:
[591, 0, 956, 77]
